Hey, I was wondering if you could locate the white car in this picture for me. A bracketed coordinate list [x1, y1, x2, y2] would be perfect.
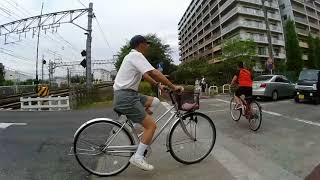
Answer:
[253, 75, 295, 101]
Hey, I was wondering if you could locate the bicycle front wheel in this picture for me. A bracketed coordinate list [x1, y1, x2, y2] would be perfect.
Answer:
[230, 97, 241, 121]
[248, 101, 262, 131]
[168, 112, 216, 164]
[74, 119, 134, 176]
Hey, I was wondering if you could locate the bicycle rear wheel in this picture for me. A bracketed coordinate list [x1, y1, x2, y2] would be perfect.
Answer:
[168, 112, 216, 164]
[73, 119, 134, 176]
[230, 97, 241, 121]
[248, 101, 262, 131]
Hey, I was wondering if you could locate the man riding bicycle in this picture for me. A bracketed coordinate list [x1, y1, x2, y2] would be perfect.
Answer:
[230, 61, 253, 118]
[113, 35, 184, 171]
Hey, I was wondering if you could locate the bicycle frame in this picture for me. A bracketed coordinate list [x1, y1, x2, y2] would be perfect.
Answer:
[102, 102, 196, 153]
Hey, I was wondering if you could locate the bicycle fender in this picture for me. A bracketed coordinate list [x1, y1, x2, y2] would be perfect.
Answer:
[74, 118, 121, 138]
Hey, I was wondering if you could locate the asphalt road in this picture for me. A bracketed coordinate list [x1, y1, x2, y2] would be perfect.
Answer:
[0, 95, 319, 180]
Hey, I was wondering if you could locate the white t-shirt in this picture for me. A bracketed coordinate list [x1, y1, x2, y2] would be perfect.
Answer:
[113, 49, 155, 91]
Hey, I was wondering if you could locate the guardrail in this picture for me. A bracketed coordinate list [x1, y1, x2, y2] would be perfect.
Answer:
[209, 85, 219, 95]
[223, 84, 231, 94]
[20, 96, 70, 111]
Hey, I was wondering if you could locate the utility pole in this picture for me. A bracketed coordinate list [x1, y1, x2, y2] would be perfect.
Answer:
[42, 55, 46, 82]
[48, 60, 55, 86]
[35, 2, 44, 83]
[86, 3, 93, 89]
[261, 0, 274, 74]
[67, 68, 70, 87]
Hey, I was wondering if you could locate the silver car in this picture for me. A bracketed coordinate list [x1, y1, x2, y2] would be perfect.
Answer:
[253, 75, 295, 101]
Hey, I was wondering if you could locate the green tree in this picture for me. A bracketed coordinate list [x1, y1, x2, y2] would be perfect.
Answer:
[306, 34, 316, 69]
[3, 80, 14, 86]
[0, 63, 5, 86]
[173, 58, 211, 84]
[314, 37, 320, 69]
[115, 34, 177, 75]
[219, 37, 257, 69]
[284, 19, 303, 76]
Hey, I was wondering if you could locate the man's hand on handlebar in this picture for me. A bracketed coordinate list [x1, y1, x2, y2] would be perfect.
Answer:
[173, 85, 184, 92]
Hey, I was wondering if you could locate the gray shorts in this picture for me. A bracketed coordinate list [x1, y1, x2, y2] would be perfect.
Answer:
[113, 89, 148, 123]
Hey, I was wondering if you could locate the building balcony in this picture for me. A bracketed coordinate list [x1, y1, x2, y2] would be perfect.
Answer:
[269, 25, 283, 33]
[292, 0, 304, 5]
[238, 0, 278, 9]
[220, 7, 238, 24]
[294, 16, 309, 25]
[296, 28, 309, 36]
[309, 21, 319, 29]
[272, 39, 285, 46]
[299, 41, 309, 48]
[292, 4, 306, 14]
[302, 54, 308, 60]
[220, 0, 235, 13]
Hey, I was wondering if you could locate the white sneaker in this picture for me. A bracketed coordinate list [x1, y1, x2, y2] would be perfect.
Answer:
[129, 155, 154, 171]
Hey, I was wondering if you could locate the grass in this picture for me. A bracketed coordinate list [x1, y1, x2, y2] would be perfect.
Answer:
[77, 100, 113, 110]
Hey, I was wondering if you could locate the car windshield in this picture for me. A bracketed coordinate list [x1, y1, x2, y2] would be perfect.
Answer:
[298, 70, 319, 81]
[254, 75, 273, 81]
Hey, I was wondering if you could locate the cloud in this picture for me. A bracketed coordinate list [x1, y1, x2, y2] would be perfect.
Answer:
[0, 0, 191, 78]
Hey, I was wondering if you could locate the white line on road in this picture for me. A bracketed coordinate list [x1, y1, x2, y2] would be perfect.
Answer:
[200, 110, 228, 113]
[215, 99, 230, 104]
[262, 110, 282, 117]
[0, 123, 27, 129]
[215, 98, 320, 128]
[293, 118, 320, 127]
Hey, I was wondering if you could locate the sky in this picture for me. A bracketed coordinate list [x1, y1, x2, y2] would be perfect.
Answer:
[0, 0, 191, 79]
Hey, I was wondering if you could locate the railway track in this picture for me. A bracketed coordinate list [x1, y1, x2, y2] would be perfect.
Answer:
[0, 83, 113, 110]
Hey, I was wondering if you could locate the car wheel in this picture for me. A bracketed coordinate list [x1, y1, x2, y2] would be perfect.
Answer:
[272, 91, 278, 101]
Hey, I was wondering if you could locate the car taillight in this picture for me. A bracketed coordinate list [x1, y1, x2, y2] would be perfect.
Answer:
[260, 83, 267, 88]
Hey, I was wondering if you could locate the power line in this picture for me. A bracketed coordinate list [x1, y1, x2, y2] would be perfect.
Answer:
[94, 17, 115, 56]
[77, 0, 87, 8]
[6, 0, 35, 16]
[3, 0, 29, 17]
[0, 50, 33, 63]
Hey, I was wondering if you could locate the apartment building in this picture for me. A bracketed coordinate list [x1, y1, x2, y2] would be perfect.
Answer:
[279, 0, 320, 61]
[178, 0, 286, 67]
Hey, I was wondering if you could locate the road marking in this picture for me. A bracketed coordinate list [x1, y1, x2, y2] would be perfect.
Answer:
[215, 98, 320, 128]
[262, 110, 282, 117]
[214, 145, 264, 180]
[0, 123, 27, 129]
[215, 99, 230, 104]
[293, 118, 320, 127]
[200, 110, 227, 113]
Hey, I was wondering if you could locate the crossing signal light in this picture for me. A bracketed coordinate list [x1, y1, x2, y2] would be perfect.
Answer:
[80, 59, 86, 68]
[81, 50, 86, 57]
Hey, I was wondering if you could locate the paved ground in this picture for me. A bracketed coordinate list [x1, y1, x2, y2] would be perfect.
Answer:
[0, 95, 319, 180]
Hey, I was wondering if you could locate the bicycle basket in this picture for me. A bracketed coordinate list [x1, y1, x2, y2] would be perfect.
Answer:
[174, 92, 200, 111]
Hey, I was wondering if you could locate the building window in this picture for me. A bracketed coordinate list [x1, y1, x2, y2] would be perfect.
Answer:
[282, 15, 287, 20]
[258, 47, 266, 55]
[274, 48, 280, 56]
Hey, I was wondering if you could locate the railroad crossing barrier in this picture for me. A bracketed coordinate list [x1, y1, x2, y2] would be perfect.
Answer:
[20, 96, 70, 111]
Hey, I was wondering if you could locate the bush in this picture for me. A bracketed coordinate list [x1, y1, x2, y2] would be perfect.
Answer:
[183, 85, 195, 92]
[139, 81, 156, 96]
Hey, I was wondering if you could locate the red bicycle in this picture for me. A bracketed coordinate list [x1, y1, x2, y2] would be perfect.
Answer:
[229, 95, 262, 131]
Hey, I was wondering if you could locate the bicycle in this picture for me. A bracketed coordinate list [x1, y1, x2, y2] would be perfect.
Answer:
[229, 94, 262, 131]
[73, 89, 216, 176]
